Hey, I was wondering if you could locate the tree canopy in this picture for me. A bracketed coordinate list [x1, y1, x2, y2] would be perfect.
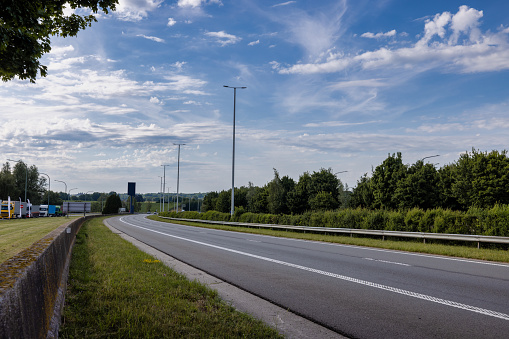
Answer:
[1, 0, 117, 83]
[202, 149, 509, 215]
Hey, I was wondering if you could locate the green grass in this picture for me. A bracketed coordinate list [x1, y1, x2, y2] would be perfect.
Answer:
[0, 217, 78, 263]
[149, 216, 509, 263]
[59, 217, 282, 338]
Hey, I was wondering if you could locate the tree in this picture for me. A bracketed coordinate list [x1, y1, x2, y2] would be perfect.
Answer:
[394, 161, 439, 210]
[215, 191, 230, 213]
[102, 193, 122, 214]
[287, 172, 312, 214]
[309, 191, 337, 211]
[267, 169, 294, 214]
[452, 149, 509, 209]
[202, 192, 219, 212]
[1, 0, 118, 83]
[308, 168, 341, 210]
[0, 163, 16, 200]
[371, 153, 407, 209]
[349, 173, 374, 209]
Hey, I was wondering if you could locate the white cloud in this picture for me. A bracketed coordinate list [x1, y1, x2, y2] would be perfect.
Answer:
[279, 6, 509, 75]
[116, 0, 163, 21]
[272, 1, 296, 7]
[177, 0, 222, 8]
[150, 96, 160, 104]
[137, 34, 165, 43]
[248, 40, 260, 46]
[205, 31, 242, 46]
[178, 0, 203, 7]
[167, 17, 177, 26]
[281, 2, 347, 59]
[361, 30, 397, 39]
[449, 5, 483, 44]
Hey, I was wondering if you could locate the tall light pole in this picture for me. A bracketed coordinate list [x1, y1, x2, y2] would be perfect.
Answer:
[8, 159, 27, 202]
[224, 85, 246, 216]
[40, 172, 50, 206]
[174, 143, 185, 212]
[68, 188, 78, 200]
[161, 165, 170, 213]
[55, 180, 67, 217]
[158, 176, 162, 213]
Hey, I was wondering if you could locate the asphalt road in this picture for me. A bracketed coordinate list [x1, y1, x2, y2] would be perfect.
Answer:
[107, 214, 509, 338]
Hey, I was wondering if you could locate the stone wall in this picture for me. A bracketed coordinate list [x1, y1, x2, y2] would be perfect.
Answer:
[0, 216, 94, 338]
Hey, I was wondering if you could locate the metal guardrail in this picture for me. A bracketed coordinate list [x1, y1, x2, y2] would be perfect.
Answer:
[162, 217, 509, 248]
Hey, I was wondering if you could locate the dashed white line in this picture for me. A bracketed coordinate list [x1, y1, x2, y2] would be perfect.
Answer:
[364, 257, 411, 266]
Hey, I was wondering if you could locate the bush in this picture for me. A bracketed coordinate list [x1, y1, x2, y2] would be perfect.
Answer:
[157, 205, 509, 237]
[386, 210, 405, 231]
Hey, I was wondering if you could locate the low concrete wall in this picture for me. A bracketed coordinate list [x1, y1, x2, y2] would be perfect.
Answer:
[0, 216, 94, 338]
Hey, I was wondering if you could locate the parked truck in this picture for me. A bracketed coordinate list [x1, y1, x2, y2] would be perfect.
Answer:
[0, 201, 16, 219]
[39, 205, 64, 217]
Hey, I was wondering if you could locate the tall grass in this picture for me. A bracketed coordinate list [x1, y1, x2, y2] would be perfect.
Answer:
[59, 217, 282, 338]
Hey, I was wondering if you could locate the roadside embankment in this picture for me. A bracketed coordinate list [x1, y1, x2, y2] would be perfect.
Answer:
[0, 216, 94, 338]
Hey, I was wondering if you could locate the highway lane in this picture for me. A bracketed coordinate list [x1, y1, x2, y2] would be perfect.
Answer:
[107, 214, 509, 338]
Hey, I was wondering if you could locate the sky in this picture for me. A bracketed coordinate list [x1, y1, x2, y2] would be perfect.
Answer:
[2, 0, 509, 195]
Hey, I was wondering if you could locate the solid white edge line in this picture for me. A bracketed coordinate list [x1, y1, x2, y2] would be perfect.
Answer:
[120, 216, 509, 321]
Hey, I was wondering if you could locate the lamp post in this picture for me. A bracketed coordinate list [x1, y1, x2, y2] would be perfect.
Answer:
[174, 143, 185, 212]
[421, 155, 440, 162]
[68, 188, 78, 200]
[40, 172, 50, 206]
[7, 159, 27, 202]
[161, 164, 170, 213]
[224, 85, 246, 216]
[158, 176, 162, 213]
[55, 180, 67, 218]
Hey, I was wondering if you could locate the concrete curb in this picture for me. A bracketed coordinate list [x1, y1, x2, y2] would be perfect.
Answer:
[104, 217, 345, 339]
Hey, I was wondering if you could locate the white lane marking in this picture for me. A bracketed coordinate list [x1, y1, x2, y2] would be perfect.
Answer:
[155, 217, 509, 268]
[364, 258, 411, 266]
[121, 217, 509, 321]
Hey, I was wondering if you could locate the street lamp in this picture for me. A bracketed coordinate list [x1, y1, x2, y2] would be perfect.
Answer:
[161, 164, 170, 213]
[55, 180, 67, 218]
[40, 172, 50, 206]
[174, 143, 185, 212]
[68, 188, 78, 200]
[7, 159, 27, 202]
[421, 154, 440, 162]
[224, 85, 246, 216]
[158, 176, 162, 213]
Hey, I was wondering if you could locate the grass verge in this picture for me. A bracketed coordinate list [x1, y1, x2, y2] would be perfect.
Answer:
[0, 217, 78, 263]
[59, 216, 282, 338]
[149, 216, 509, 263]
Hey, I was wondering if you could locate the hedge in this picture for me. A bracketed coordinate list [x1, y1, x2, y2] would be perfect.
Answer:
[158, 205, 509, 237]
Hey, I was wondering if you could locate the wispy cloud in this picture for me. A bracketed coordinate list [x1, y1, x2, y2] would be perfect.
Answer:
[136, 34, 165, 43]
[272, 1, 296, 7]
[361, 29, 396, 39]
[278, 6, 509, 75]
[205, 31, 242, 46]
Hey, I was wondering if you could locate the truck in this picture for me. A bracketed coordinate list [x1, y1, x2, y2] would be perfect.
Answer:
[39, 205, 64, 217]
[0, 201, 16, 219]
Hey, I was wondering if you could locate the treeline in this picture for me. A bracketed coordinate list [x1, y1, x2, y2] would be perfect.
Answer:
[202, 149, 509, 214]
[0, 161, 49, 204]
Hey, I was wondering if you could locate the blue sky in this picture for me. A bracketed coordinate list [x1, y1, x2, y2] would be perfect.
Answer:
[2, 0, 509, 195]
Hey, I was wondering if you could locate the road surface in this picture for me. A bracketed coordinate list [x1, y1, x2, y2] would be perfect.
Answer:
[107, 214, 509, 338]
